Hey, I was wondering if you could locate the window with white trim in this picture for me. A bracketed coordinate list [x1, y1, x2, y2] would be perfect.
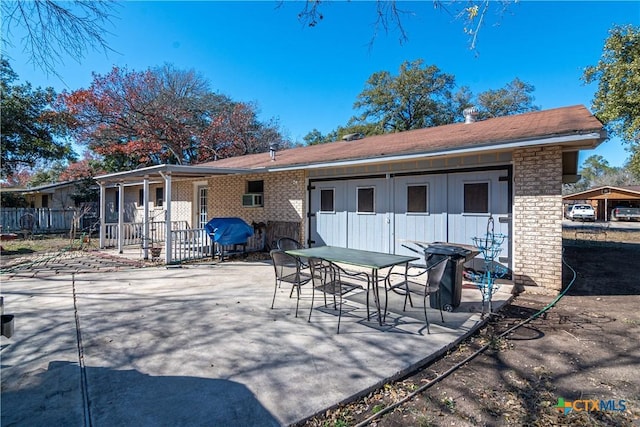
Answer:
[464, 182, 489, 214]
[357, 187, 375, 213]
[320, 188, 335, 213]
[407, 184, 428, 213]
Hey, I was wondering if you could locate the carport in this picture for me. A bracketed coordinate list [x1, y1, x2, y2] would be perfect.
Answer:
[563, 185, 640, 221]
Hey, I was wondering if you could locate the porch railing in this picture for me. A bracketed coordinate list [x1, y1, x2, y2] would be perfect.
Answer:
[102, 221, 189, 248]
[101, 221, 266, 264]
[169, 228, 212, 263]
[168, 227, 266, 264]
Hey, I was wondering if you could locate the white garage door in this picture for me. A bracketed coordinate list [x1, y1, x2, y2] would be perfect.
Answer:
[309, 168, 511, 266]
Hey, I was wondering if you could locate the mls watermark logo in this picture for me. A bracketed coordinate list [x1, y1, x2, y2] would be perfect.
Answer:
[556, 397, 627, 415]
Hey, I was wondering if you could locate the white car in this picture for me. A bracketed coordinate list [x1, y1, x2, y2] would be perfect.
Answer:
[567, 204, 596, 221]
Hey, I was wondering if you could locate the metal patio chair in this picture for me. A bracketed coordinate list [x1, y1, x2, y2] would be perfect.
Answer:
[270, 249, 312, 318]
[308, 258, 371, 334]
[384, 257, 449, 334]
[276, 237, 310, 269]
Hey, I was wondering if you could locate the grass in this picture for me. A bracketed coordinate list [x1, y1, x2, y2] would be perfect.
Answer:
[0, 234, 99, 256]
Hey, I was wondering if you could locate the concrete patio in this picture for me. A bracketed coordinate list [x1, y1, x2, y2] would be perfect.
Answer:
[1, 252, 513, 426]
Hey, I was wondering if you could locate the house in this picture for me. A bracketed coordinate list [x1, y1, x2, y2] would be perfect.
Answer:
[0, 180, 97, 233]
[564, 185, 640, 221]
[94, 105, 606, 293]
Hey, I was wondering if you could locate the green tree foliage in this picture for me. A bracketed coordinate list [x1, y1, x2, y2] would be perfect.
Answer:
[475, 78, 539, 119]
[341, 60, 538, 138]
[580, 155, 615, 184]
[0, 57, 75, 179]
[303, 129, 328, 145]
[563, 154, 639, 193]
[583, 25, 640, 148]
[352, 59, 459, 132]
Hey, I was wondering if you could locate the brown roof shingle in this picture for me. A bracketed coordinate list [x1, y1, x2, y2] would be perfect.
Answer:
[198, 105, 604, 170]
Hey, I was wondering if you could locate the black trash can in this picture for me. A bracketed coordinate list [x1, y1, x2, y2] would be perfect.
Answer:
[423, 243, 477, 311]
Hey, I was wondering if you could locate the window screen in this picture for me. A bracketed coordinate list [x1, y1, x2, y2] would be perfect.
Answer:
[320, 189, 334, 212]
[357, 187, 374, 213]
[407, 185, 428, 213]
[247, 180, 264, 193]
[155, 187, 164, 207]
[464, 182, 489, 213]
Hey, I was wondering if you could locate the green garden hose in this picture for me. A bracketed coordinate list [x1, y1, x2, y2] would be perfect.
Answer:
[353, 250, 578, 427]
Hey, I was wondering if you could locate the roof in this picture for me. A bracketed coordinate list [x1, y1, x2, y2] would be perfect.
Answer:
[564, 185, 640, 201]
[0, 180, 82, 194]
[95, 164, 252, 185]
[198, 105, 605, 171]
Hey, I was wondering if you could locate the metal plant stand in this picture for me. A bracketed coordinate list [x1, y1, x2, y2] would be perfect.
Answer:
[471, 217, 507, 316]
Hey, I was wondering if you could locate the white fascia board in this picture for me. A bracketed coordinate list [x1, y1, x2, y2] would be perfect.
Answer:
[95, 164, 253, 182]
[266, 132, 606, 172]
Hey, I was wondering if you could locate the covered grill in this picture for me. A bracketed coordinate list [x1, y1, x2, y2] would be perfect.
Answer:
[205, 217, 254, 261]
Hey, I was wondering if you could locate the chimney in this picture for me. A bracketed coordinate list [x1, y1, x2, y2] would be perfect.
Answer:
[269, 143, 278, 161]
[463, 106, 478, 124]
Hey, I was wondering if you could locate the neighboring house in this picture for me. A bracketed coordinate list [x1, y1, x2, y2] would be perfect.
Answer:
[95, 105, 606, 293]
[564, 185, 640, 221]
[0, 180, 97, 233]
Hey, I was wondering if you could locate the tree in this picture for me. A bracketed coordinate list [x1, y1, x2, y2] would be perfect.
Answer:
[475, 78, 539, 119]
[563, 154, 639, 194]
[583, 25, 640, 175]
[352, 59, 460, 132]
[346, 60, 537, 137]
[303, 129, 329, 145]
[0, 57, 75, 179]
[1, 0, 117, 77]
[294, 1, 514, 49]
[59, 64, 286, 171]
[580, 155, 615, 184]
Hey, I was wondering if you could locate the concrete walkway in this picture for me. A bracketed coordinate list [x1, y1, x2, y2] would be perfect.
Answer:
[1, 252, 512, 426]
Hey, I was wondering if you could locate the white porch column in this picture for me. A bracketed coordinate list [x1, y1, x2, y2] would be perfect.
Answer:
[118, 182, 124, 254]
[99, 183, 106, 248]
[164, 173, 172, 263]
[143, 176, 150, 260]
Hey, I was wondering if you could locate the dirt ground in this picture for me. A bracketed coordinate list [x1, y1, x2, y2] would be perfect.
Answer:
[298, 237, 640, 427]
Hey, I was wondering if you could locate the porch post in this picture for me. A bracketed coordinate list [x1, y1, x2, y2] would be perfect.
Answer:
[143, 176, 150, 260]
[164, 173, 172, 263]
[118, 182, 124, 254]
[99, 183, 106, 248]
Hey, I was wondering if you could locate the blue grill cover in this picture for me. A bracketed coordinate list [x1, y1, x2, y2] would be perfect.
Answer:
[204, 217, 254, 245]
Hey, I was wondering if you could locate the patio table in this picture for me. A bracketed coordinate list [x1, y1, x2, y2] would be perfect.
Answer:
[285, 246, 419, 325]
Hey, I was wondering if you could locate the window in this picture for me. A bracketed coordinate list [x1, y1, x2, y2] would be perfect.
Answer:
[247, 180, 264, 194]
[407, 185, 428, 213]
[41, 194, 49, 208]
[357, 187, 374, 213]
[320, 189, 335, 212]
[464, 182, 489, 213]
[155, 187, 164, 207]
[198, 187, 208, 228]
[138, 189, 144, 206]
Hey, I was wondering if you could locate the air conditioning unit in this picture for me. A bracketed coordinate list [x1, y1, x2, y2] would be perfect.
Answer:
[242, 193, 263, 207]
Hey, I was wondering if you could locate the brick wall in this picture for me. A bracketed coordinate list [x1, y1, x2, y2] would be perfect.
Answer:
[207, 170, 307, 243]
[513, 146, 563, 291]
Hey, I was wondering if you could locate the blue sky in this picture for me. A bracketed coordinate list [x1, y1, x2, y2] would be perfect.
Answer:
[3, 1, 639, 167]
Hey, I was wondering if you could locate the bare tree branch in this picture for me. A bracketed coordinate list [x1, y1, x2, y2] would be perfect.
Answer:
[1, 0, 118, 77]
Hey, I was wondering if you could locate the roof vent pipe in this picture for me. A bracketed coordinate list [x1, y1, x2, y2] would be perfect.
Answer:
[463, 106, 478, 124]
[269, 143, 278, 161]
